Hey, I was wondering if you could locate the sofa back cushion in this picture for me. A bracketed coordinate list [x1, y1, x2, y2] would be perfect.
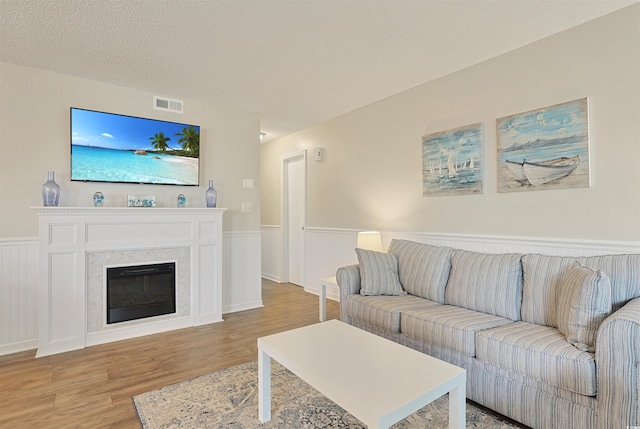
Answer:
[578, 254, 640, 312]
[522, 253, 640, 327]
[445, 250, 523, 320]
[388, 239, 454, 303]
[556, 263, 612, 352]
[521, 254, 578, 327]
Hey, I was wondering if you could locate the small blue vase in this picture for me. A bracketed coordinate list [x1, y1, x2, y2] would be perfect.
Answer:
[42, 171, 60, 206]
[93, 192, 104, 207]
[205, 180, 217, 208]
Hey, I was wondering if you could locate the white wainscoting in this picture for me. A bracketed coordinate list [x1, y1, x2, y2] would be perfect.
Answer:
[261, 226, 640, 302]
[222, 231, 263, 314]
[304, 228, 360, 300]
[0, 239, 39, 355]
[260, 225, 282, 282]
[0, 231, 263, 356]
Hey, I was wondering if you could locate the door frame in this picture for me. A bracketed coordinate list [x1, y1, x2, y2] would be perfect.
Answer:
[281, 150, 307, 285]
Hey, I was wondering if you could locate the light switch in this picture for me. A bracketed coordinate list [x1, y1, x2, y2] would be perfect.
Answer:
[241, 202, 252, 212]
[242, 179, 254, 189]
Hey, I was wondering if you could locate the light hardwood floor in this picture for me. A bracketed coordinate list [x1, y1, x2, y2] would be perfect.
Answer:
[0, 280, 340, 429]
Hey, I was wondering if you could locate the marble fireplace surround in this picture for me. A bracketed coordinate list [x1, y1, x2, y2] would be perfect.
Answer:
[34, 207, 226, 357]
[86, 247, 191, 333]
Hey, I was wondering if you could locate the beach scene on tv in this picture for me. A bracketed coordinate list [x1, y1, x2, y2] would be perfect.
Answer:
[71, 108, 200, 185]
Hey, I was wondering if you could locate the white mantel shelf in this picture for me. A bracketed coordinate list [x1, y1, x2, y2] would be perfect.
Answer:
[33, 207, 227, 215]
[33, 206, 227, 357]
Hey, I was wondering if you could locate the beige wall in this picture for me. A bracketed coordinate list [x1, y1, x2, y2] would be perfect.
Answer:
[261, 5, 640, 242]
[0, 62, 261, 237]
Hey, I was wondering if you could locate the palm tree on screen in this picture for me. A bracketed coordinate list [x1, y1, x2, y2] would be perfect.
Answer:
[149, 132, 171, 152]
[176, 126, 200, 158]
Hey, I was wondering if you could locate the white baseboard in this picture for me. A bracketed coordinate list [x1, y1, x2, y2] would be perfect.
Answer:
[0, 339, 38, 356]
[223, 300, 265, 314]
[261, 273, 283, 283]
[304, 286, 340, 302]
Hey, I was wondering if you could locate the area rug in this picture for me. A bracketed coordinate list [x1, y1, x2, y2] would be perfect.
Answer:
[133, 361, 517, 428]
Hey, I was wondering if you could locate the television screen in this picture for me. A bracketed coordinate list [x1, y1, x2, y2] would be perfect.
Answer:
[70, 108, 200, 186]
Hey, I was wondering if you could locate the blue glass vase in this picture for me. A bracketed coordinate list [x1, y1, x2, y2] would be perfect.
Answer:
[205, 179, 217, 208]
[93, 191, 104, 207]
[42, 171, 60, 206]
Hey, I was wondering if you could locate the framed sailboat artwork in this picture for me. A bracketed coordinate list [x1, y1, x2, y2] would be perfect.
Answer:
[497, 98, 590, 193]
[422, 123, 484, 196]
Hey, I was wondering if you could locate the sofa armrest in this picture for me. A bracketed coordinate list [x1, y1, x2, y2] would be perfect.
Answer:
[596, 296, 640, 428]
[336, 264, 360, 323]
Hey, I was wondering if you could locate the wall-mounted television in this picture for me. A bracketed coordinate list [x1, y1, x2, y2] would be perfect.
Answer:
[70, 107, 200, 186]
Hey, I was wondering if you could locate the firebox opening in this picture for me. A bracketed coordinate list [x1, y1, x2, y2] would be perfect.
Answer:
[106, 262, 176, 324]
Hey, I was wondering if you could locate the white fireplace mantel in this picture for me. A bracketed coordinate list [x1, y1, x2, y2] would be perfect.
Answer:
[33, 206, 227, 357]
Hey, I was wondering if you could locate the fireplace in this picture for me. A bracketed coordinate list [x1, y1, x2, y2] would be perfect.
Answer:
[34, 207, 226, 357]
[106, 262, 176, 324]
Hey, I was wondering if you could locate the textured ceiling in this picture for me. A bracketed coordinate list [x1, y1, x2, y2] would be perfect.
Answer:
[1, 0, 637, 142]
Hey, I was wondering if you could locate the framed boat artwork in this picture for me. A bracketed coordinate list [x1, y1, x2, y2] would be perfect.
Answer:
[422, 123, 484, 196]
[497, 98, 590, 193]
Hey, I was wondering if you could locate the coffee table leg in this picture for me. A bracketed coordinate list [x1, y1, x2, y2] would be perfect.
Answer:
[448, 383, 466, 429]
[258, 347, 271, 422]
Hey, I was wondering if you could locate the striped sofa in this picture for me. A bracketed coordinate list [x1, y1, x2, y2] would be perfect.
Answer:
[336, 239, 640, 429]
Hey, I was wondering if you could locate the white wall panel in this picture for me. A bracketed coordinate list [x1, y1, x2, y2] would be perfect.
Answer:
[0, 239, 38, 355]
[303, 228, 359, 300]
[260, 225, 283, 282]
[222, 231, 263, 313]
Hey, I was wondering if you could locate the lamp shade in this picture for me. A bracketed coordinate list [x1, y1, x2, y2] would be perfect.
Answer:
[356, 231, 383, 252]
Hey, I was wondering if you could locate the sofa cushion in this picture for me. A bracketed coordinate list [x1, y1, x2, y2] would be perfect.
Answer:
[557, 263, 612, 352]
[388, 239, 454, 303]
[521, 254, 578, 327]
[476, 321, 597, 396]
[401, 305, 513, 356]
[444, 250, 523, 320]
[344, 294, 440, 333]
[355, 248, 405, 296]
[578, 253, 640, 312]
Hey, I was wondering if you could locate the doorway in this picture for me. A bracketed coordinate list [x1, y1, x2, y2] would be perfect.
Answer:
[282, 151, 306, 286]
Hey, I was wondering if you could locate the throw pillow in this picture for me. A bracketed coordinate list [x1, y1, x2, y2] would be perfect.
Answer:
[355, 248, 405, 296]
[557, 263, 612, 352]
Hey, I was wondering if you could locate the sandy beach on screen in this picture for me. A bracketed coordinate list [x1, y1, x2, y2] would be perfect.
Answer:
[162, 154, 199, 166]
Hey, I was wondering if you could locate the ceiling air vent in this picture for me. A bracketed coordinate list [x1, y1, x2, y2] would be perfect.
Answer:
[153, 96, 183, 114]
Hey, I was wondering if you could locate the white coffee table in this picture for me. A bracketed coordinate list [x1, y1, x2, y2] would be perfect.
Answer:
[258, 319, 466, 429]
